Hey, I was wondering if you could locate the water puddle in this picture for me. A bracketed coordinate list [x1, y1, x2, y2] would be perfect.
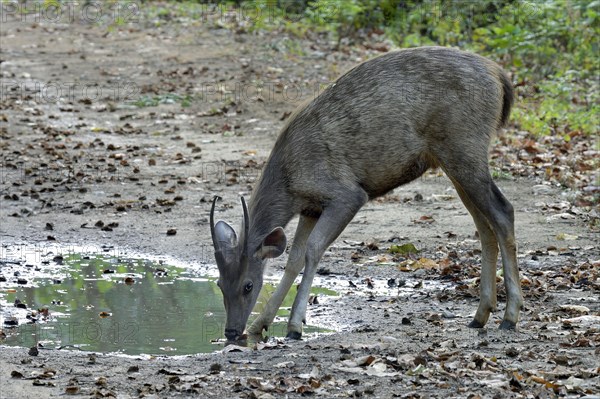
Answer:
[0, 244, 336, 355]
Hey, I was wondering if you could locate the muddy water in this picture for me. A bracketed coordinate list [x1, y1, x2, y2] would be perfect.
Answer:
[0, 245, 335, 355]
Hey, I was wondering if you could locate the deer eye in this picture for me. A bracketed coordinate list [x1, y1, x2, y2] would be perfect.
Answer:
[244, 281, 253, 293]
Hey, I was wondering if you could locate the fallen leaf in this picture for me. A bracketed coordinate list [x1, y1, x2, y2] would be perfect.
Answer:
[529, 375, 559, 392]
[275, 361, 295, 368]
[158, 368, 185, 375]
[546, 213, 576, 221]
[411, 258, 437, 270]
[65, 385, 80, 395]
[559, 305, 590, 314]
[413, 215, 435, 224]
[341, 355, 376, 368]
[388, 243, 419, 255]
[562, 315, 600, 327]
[222, 344, 251, 353]
[556, 233, 578, 240]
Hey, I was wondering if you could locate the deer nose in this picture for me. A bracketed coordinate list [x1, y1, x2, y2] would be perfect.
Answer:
[224, 329, 239, 341]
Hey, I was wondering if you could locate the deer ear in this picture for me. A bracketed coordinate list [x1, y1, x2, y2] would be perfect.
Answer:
[256, 227, 287, 259]
[213, 221, 240, 270]
[214, 220, 238, 248]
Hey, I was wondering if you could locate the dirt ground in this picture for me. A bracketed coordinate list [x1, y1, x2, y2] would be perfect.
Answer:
[0, 3, 598, 398]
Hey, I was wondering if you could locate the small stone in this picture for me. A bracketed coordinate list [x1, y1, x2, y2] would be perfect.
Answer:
[533, 184, 553, 195]
[442, 311, 457, 319]
[14, 299, 27, 309]
[127, 365, 139, 373]
[505, 347, 519, 358]
[65, 385, 80, 395]
[11, 370, 24, 379]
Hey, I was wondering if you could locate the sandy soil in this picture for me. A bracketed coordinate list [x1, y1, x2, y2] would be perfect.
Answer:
[0, 3, 598, 398]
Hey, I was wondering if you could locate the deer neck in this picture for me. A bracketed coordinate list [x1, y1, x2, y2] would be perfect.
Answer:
[247, 159, 295, 253]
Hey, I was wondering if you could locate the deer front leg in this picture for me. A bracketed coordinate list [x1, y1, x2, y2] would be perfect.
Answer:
[248, 215, 317, 340]
[287, 188, 368, 339]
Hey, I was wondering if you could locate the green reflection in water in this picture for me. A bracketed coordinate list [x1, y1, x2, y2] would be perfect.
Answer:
[1, 253, 336, 355]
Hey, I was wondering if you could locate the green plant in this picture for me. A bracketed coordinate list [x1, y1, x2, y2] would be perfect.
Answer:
[133, 93, 193, 108]
[138, 0, 598, 137]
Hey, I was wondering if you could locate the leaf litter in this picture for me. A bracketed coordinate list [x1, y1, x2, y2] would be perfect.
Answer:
[0, 2, 598, 398]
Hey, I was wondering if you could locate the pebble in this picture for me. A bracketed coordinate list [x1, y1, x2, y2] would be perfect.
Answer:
[533, 184, 553, 195]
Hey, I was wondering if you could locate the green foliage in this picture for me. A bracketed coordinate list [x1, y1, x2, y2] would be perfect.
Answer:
[133, 93, 193, 108]
[491, 169, 513, 181]
[388, 243, 419, 255]
[514, 78, 599, 136]
[139, 0, 597, 137]
[257, 0, 599, 137]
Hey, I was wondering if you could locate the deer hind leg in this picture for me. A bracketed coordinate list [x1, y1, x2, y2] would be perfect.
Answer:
[247, 214, 317, 339]
[449, 177, 499, 327]
[439, 150, 523, 329]
[287, 186, 368, 339]
[489, 182, 523, 330]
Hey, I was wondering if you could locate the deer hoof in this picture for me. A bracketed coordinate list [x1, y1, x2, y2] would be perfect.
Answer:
[247, 331, 263, 342]
[248, 322, 267, 336]
[499, 320, 517, 330]
[286, 331, 302, 340]
[468, 319, 485, 329]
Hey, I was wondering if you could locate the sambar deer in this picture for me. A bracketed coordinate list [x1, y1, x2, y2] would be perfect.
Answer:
[210, 46, 523, 342]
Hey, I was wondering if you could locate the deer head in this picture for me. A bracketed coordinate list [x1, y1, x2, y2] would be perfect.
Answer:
[210, 196, 287, 342]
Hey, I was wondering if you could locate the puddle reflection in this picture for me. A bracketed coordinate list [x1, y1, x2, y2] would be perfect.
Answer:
[0, 246, 335, 355]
